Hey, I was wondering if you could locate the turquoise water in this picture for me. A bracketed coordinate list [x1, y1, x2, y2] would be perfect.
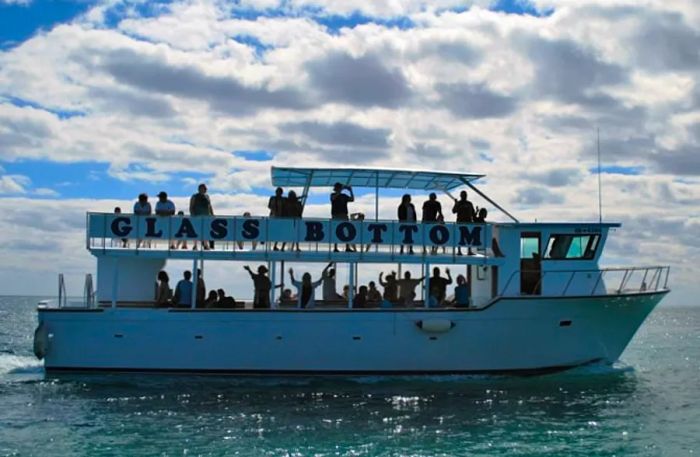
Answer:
[1, 297, 698, 456]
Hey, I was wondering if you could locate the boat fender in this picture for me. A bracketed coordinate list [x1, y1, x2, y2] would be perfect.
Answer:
[416, 319, 455, 333]
[33, 322, 48, 360]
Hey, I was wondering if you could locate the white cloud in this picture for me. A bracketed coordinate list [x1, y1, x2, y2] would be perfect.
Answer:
[0, 174, 30, 194]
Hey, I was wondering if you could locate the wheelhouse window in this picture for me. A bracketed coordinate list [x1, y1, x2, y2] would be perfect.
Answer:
[545, 234, 600, 260]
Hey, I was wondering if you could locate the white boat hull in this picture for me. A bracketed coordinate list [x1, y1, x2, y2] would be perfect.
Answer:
[37, 292, 665, 375]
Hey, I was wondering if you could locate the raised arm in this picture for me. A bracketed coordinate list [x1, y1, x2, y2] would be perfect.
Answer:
[446, 268, 453, 284]
[288, 268, 295, 283]
[243, 265, 254, 278]
[346, 185, 354, 202]
[378, 272, 387, 287]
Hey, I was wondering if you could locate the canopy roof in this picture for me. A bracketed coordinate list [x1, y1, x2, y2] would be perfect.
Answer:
[271, 167, 484, 191]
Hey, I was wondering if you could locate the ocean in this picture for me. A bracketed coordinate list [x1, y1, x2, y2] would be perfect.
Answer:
[1, 296, 698, 456]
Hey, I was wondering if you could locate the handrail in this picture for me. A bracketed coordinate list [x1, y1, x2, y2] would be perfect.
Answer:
[498, 266, 670, 299]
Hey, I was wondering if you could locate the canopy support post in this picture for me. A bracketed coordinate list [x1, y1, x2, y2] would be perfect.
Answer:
[424, 263, 431, 308]
[460, 178, 519, 223]
[270, 260, 277, 308]
[348, 263, 355, 308]
[191, 259, 198, 309]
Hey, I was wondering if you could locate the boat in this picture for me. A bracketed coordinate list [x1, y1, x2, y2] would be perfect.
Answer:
[33, 167, 670, 375]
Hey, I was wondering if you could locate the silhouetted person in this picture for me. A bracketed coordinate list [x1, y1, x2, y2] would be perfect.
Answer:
[155, 270, 171, 307]
[173, 270, 193, 307]
[379, 271, 398, 302]
[453, 190, 476, 256]
[367, 281, 382, 302]
[114, 207, 128, 248]
[321, 262, 343, 300]
[134, 193, 151, 249]
[196, 270, 206, 306]
[397, 194, 416, 255]
[475, 207, 488, 223]
[283, 190, 303, 252]
[204, 290, 218, 308]
[190, 183, 213, 250]
[353, 285, 368, 308]
[422, 192, 443, 222]
[289, 268, 323, 309]
[245, 265, 272, 309]
[269, 187, 286, 251]
[217, 289, 238, 308]
[429, 267, 452, 306]
[155, 191, 175, 216]
[397, 271, 424, 306]
[330, 182, 354, 252]
[453, 275, 470, 307]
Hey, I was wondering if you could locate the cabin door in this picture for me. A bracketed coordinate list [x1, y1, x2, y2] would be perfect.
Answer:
[520, 232, 541, 295]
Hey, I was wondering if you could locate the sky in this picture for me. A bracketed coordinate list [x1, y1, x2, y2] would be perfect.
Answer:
[0, 0, 698, 305]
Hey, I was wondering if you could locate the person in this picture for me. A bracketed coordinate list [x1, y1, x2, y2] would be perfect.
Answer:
[189, 183, 213, 250]
[283, 190, 303, 252]
[330, 182, 354, 252]
[155, 270, 172, 307]
[397, 271, 424, 306]
[244, 265, 272, 309]
[397, 194, 416, 254]
[279, 288, 296, 305]
[429, 267, 452, 306]
[175, 210, 188, 250]
[268, 187, 286, 251]
[379, 271, 398, 303]
[367, 281, 382, 302]
[475, 207, 488, 223]
[422, 193, 443, 223]
[289, 268, 323, 309]
[350, 212, 371, 252]
[321, 262, 343, 301]
[134, 193, 152, 215]
[452, 190, 476, 256]
[237, 212, 258, 251]
[196, 270, 206, 307]
[204, 290, 219, 308]
[134, 193, 152, 249]
[154, 191, 176, 248]
[113, 207, 128, 248]
[353, 285, 368, 308]
[155, 191, 176, 216]
[453, 275, 470, 307]
[216, 289, 239, 308]
[172, 271, 193, 307]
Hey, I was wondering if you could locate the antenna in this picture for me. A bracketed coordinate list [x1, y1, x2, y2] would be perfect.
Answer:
[597, 127, 602, 224]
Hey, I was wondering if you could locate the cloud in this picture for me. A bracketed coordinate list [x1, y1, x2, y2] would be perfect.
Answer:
[436, 83, 519, 118]
[306, 52, 412, 108]
[0, 174, 29, 194]
[512, 186, 565, 205]
[281, 121, 391, 148]
[100, 48, 311, 115]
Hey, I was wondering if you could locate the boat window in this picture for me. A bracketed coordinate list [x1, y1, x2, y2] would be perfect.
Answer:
[545, 234, 600, 260]
[520, 235, 540, 259]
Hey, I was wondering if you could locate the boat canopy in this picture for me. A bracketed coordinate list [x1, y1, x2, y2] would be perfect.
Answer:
[271, 167, 484, 191]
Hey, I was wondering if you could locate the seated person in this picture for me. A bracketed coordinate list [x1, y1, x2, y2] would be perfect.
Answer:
[278, 288, 296, 305]
[203, 290, 219, 308]
[367, 281, 382, 302]
[353, 285, 369, 308]
[453, 275, 470, 307]
[216, 289, 239, 308]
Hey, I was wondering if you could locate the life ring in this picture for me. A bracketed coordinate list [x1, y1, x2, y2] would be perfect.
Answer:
[416, 319, 455, 333]
[33, 322, 48, 360]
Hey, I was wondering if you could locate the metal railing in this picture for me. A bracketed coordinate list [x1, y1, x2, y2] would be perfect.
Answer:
[498, 266, 670, 298]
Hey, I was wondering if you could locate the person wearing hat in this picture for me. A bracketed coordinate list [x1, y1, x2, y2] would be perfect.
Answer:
[244, 265, 272, 309]
[155, 191, 176, 248]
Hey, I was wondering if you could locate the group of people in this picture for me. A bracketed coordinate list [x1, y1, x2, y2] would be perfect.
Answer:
[114, 183, 214, 249]
[155, 270, 240, 308]
[114, 182, 488, 256]
[243, 262, 471, 309]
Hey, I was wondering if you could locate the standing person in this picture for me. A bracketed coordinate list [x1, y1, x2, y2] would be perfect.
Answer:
[244, 265, 272, 309]
[196, 270, 206, 307]
[367, 281, 382, 302]
[172, 271, 193, 307]
[397, 194, 416, 255]
[429, 267, 452, 306]
[379, 271, 398, 303]
[396, 271, 424, 306]
[155, 191, 176, 249]
[189, 183, 213, 250]
[113, 207, 128, 248]
[453, 275, 470, 307]
[237, 212, 258, 251]
[175, 210, 188, 250]
[283, 190, 303, 252]
[268, 187, 286, 251]
[330, 182, 354, 252]
[475, 207, 488, 223]
[452, 190, 476, 256]
[133, 193, 151, 248]
[289, 268, 323, 309]
[321, 262, 343, 301]
[422, 193, 443, 254]
[155, 270, 172, 307]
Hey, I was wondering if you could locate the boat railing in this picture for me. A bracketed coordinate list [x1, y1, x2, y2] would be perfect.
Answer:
[85, 212, 495, 261]
[498, 266, 670, 299]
